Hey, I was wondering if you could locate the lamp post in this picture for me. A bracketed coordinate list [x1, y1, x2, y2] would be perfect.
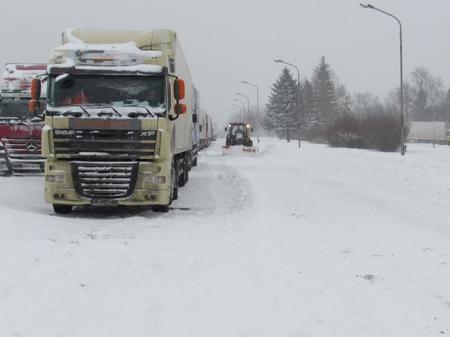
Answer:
[275, 59, 301, 147]
[241, 80, 260, 143]
[232, 104, 243, 117]
[236, 92, 250, 119]
[360, 3, 406, 156]
[234, 98, 246, 119]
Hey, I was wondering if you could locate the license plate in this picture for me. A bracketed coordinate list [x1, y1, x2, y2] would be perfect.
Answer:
[18, 163, 41, 170]
[91, 199, 118, 207]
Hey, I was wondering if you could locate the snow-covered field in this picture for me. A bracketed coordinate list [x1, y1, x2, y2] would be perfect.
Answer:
[1, 138, 449, 337]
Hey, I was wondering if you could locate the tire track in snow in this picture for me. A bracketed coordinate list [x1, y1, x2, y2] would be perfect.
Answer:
[173, 154, 253, 219]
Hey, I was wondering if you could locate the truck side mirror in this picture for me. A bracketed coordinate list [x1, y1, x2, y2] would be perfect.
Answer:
[31, 78, 41, 100]
[28, 100, 39, 114]
[174, 103, 187, 115]
[174, 79, 185, 100]
[192, 114, 198, 123]
[224, 127, 228, 132]
[251, 128, 254, 132]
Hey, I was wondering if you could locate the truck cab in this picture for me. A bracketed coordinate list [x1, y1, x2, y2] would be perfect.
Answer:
[32, 28, 196, 214]
[0, 64, 46, 176]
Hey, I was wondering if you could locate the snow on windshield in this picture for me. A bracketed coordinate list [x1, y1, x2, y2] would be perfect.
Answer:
[48, 74, 166, 112]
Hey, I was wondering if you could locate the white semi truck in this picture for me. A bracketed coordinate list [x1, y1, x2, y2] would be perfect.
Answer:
[30, 28, 198, 213]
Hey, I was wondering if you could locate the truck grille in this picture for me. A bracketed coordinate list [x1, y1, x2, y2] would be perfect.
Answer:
[53, 129, 157, 158]
[1, 138, 43, 159]
[72, 161, 139, 200]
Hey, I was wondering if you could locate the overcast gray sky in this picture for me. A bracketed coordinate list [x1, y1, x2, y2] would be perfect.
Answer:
[1, 0, 449, 126]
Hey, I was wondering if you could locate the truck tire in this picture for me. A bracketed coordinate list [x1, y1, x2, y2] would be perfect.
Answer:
[192, 157, 198, 167]
[152, 205, 169, 213]
[172, 184, 178, 200]
[153, 160, 177, 213]
[53, 204, 73, 214]
[172, 160, 178, 201]
[178, 157, 188, 187]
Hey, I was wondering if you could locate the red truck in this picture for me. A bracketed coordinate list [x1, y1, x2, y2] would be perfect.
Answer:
[0, 64, 46, 176]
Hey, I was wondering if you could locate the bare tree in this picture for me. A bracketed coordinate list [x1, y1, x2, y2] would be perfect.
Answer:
[410, 66, 445, 121]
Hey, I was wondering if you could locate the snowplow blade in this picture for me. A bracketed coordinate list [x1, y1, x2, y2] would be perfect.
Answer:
[222, 145, 259, 155]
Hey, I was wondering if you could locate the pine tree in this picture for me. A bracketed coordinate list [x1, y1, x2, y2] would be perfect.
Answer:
[265, 68, 299, 141]
[300, 79, 316, 135]
[311, 56, 337, 126]
[336, 84, 352, 115]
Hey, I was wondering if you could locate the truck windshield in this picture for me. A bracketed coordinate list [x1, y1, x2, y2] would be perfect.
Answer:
[48, 75, 166, 110]
[0, 100, 45, 121]
[231, 125, 246, 139]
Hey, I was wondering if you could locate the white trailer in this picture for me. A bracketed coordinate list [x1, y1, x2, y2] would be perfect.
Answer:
[408, 121, 448, 144]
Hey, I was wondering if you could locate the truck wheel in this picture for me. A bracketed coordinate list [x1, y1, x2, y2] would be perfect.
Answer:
[184, 167, 189, 184]
[172, 185, 178, 200]
[152, 205, 169, 213]
[178, 158, 188, 187]
[192, 157, 198, 167]
[53, 204, 73, 214]
[178, 171, 186, 187]
[171, 160, 178, 201]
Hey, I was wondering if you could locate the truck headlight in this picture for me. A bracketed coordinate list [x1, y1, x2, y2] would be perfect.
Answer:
[46, 174, 65, 183]
[143, 175, 166, 185]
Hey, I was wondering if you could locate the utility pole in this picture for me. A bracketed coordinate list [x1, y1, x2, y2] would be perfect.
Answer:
[360, 3, 406, 155]
[241, 80, 260, 143]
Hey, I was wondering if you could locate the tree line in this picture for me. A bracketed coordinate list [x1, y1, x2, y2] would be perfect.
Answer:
[261, 57, 450, 151]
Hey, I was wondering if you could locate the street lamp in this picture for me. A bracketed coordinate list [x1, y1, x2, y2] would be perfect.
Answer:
[236, 92, 250, 117]
[241, 80, 260, 142]
[275, 59, 301, 147]
[360, 3, 406, 156]
[232, 104, 243, 116]
[234, 98, 246, 116]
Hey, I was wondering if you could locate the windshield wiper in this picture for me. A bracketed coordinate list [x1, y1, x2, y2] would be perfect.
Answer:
[143, 106, 156, 117]
[127, 111, 148, 118]
[46, 110, 61, 116]
[126, 106, 157, 118]
[62, 111, 83, 117]
[110, 106, 121, 117]
[78, 105, 91, 117]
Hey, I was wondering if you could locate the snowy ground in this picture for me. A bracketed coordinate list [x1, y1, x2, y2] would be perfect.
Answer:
[0, 138, 449, 337]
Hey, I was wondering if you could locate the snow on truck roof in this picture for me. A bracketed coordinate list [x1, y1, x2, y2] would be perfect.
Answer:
[2, 63, 47, 98]
[48, 42, 163, 73]
[64, 28, 176, 50]
[48, 28, 174, 73]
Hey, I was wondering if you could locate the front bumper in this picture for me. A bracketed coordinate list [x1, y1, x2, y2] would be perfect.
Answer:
[44, 159, 172, 206]
[0, 144, 45, 175]
[8, 158, 45, 173]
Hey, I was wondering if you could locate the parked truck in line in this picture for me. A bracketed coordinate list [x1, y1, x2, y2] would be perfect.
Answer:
[199, 112, 215, 149]
[0, 63, 46, 176]
[30, 28, 199, 213]
[190, 85, 200, 166]
[408, 121, 448, 144]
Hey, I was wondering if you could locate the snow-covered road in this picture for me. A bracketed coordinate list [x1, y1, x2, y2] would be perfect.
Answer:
[1, 139, 449, 337]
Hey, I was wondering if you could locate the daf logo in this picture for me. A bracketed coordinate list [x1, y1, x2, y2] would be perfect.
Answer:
[26, 141, 38, 152]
